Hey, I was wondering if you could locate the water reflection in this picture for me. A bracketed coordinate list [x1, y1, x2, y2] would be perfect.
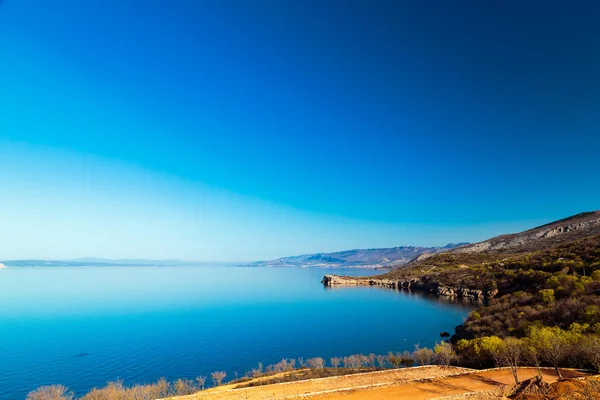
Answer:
[323, 283, 482, 308]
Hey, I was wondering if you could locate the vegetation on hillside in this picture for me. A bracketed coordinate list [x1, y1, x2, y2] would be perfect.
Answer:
[449, 235, 600, 339]
[379, 235, 600, 293]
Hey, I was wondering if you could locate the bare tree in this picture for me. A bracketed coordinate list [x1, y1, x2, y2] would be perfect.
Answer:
[413, 345, 435, 366]
[196, 376, 206, 390]
[366, 353, 376, 367]
[387, 352, 401, 368]
[250, 362, 264, 378]
[376, 355, 387, 369]
[27, 385, 73, 400]
[173, 379, 195, 395]
[211, 371, 226, 387]
[287, 358, 296, 371]
[307, 357, 325, 370]
[330, 357, 341, 368]
[343, 355, 362, 371]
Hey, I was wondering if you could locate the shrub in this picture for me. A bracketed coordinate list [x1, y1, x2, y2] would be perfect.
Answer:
[539, 289, 555, 304]
[27, 385, 73, 400]
[400, 357, 414, 367]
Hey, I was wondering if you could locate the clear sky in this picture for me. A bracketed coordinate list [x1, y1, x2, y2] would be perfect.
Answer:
[1, 0, 599, 261]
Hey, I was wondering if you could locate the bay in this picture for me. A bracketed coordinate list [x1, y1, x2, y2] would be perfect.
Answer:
[0, 266, 473, 399]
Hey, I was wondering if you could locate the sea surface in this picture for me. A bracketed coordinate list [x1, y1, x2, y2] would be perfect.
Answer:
[0, 266, 474, 399]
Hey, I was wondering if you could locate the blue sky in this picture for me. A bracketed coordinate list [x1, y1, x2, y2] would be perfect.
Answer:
[1, 0, 599, 261]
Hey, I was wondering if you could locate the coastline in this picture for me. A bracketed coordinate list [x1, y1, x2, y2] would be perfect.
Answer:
[321, 274, 498, 300]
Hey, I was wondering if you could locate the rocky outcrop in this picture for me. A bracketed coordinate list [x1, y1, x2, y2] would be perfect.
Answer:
[451, 211, 600, 255]
[321, 275, 498, 300]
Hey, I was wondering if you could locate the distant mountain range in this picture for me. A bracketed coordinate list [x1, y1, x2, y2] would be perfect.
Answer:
[0, 258, 216, 267]
[251, 243, 469, 269]
[2, 246, 475, 269]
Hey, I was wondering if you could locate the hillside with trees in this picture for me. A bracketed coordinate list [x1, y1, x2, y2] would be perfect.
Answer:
[323, 211, 600, 381]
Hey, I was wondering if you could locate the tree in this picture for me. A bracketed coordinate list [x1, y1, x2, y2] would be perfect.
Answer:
[173, 379, 195, 395]
[499, 337, 524, 384]
[366, 354, 376, 367]
[196, 376, 206, 390]
[211, 371, 226, 387]
[330, 357, 341, 369]
[343, 355, 362, 371]
[387, 352, 401, 368]
[250, 362, 263, 378]
[478, 336, 505, 367]
[581, 335, 600, 373]
[412, 346, 435, 366]
[307, 357, 325, 370]
[527, 326, 573, 379]
[434, 342, 457, 366]
[27, 385, 73, 400]
[523, 337, 544, 377]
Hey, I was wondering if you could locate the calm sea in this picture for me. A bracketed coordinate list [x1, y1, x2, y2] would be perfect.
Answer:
[0, 266, 473, 399]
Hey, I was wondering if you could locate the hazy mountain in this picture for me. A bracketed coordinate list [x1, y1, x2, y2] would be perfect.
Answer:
[0, 258, 215, 267]
[253, 243, 469, 269]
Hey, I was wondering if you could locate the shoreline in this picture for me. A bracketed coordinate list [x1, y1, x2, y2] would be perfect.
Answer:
[321, 274, 498, 300]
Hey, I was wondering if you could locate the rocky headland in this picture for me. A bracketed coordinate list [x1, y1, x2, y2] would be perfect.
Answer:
[321, 274, 497, 300]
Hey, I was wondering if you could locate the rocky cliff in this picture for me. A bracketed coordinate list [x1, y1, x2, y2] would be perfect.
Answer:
[321, 274, 498, 300]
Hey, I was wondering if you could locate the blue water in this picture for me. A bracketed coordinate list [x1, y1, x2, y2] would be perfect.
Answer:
[0, 266, 473, 399]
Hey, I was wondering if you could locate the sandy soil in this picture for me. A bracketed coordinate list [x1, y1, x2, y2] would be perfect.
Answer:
[319, 368, 584, 400]
[168, 367, 587, 400]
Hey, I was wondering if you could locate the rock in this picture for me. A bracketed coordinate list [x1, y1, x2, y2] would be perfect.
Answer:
[508, 375, 550, 399]
[0, 263, 7, 269]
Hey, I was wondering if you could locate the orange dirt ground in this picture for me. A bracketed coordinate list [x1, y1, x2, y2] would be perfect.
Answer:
[169, 367, 587, 400]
